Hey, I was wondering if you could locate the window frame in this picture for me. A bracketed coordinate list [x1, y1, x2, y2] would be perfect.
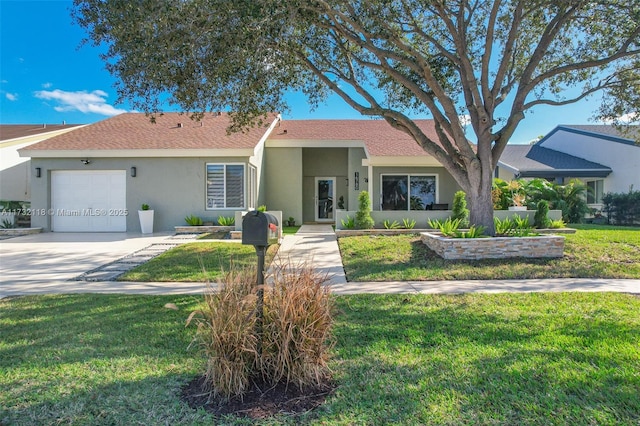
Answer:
[205, 163, 246, 210]
[586, 179, 604, 205]
[380, 173, 439, 211]
[247, 165, 257, 210]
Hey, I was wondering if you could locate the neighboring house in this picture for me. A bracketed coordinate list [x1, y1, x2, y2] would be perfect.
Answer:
[497, 125, 640, 210]
[19, 112, 463, 232]
[0, 124, 83, 204]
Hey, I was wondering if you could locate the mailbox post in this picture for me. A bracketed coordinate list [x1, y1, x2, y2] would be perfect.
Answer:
[241, 211, 279, 352]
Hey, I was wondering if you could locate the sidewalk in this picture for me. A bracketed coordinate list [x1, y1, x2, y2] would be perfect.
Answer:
[1, 225, 638, 298]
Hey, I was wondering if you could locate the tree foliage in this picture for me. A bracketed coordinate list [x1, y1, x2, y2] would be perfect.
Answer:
[73, 0, 640, 232]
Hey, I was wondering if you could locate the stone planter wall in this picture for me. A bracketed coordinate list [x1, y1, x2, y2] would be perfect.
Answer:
[0, 227, 42, 238]
[421, 231, 565, 260]
[174, 225, 235, 234]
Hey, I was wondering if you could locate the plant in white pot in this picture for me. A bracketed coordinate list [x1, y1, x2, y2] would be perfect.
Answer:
[138, 203, 154, 234]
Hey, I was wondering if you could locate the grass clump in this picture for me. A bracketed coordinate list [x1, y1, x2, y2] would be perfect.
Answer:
[262, 262, 334, 389]
[187, 261, 334, 400]
[186, 269, 258, 399]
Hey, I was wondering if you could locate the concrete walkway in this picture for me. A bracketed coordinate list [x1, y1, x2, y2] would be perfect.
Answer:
[272, 224, 347, 285]
[1, 225, 639, 297]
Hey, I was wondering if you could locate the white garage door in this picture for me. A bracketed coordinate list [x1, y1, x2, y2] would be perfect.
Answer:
[51, 170, 127, 232]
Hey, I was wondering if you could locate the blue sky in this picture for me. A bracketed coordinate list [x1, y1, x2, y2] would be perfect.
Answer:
[0, 0, 612, 144]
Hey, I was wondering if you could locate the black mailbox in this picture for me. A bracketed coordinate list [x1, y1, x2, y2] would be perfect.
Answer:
[242, 211, 279, 246]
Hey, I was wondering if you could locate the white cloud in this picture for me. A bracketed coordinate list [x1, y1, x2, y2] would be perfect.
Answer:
[600, 112, 639, 124]
[42, 82, 52, 89]
[459, 114, 471, 126]
[617, 113, 638, 123]
[34, 89, 127, 117]
[5, 92, 18, 101]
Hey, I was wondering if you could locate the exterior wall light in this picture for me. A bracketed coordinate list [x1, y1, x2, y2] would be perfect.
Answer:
[35, 167, 41, 178]
[131, 166, 137, 177]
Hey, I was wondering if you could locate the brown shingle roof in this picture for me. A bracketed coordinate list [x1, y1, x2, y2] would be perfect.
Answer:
[23, 112, 276, 151]
[0, 124, 82, 141]
[269, 119, 439, 156]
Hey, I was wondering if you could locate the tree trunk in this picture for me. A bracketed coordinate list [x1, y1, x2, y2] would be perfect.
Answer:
[463, 157, 496, 236]
[467, 186, 495, 236]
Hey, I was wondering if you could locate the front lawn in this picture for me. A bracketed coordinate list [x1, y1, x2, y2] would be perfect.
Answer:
[339, 224, 640, 281]
[118, 243, 278, 282]
[1, 293, 639, 425]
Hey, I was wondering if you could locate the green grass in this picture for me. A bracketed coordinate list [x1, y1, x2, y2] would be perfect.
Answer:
[119, 243, 277, 282]
[339, 225, 640, 281]
[2, 293, 639, 425]
[282, 225, 300, 235]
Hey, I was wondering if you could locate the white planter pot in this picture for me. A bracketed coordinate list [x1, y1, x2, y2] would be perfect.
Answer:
[138, 210, 154, 234]
[508, 206, 527, 211]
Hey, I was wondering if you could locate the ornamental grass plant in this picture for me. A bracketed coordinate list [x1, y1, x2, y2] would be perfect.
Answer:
[187, 260, 334, 400]
[262, 261, 334, 390]
[186, 268, 258, 400]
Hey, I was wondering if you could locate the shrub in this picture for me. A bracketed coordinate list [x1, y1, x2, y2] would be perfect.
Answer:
[494, 215, 535, 236]
[451, 191, 469, 227]
[0, 218, 15, 229]
[402, 218, 416, 229]
[217, 216, 235, 226]
[428, 217, 462, 237]
[341, 215, 355, 229]
[603, 189, 640, 225]
[383, 219, 401, 229]
[454, 225, 486, 238]
[185, 214, 203, 226]
[557, 179, 590, 223]
[549, 219, 566, 229]
[355, 191, 375, 229]
[534, 200, 551, 228]
[494, 216, 516, 236]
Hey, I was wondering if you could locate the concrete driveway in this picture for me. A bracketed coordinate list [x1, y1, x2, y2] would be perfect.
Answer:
[0, 232, 174, 295]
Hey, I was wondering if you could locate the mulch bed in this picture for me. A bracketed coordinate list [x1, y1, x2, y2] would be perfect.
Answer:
[181, 375, 336, 420]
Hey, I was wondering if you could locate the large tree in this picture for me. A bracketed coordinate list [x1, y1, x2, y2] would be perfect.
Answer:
[74, 0, 639, 233]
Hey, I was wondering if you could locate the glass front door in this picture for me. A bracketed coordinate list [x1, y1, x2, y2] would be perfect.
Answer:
[315, 177, 335, 222]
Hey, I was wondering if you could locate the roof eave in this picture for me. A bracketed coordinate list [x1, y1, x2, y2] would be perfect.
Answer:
[19, 148, 256, 158]
[519, 169, 612, 178]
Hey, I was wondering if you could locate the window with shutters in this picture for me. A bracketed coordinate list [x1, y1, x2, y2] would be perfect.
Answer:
[206, 164, 245, 209]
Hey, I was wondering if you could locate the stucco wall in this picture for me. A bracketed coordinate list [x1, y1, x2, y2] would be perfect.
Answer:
[264, 147, 303, 225]
[302, 148, 349, 223]
[540, 130, 640, 194]
[30, 157, 252, 232]
[347, 147, 368, 211]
